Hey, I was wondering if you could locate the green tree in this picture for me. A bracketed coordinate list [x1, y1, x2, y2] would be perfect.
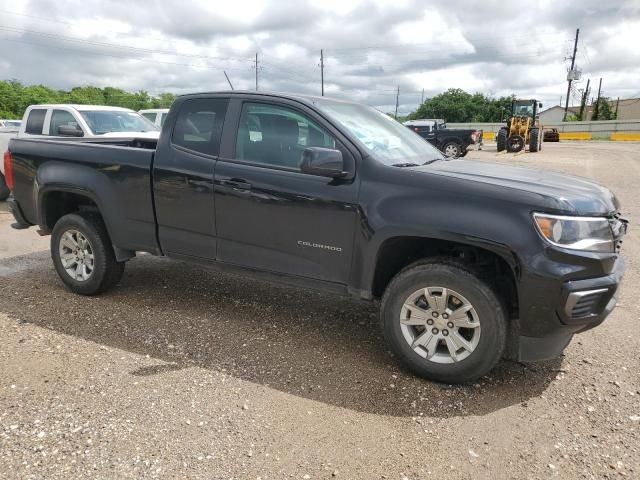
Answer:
[407, 88, 514, 122]
[0, 80, 178, 118]
[591, 97, 615, 121]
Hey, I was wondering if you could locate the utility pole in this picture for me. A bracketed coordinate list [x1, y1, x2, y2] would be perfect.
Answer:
[394, 86, 400, 118]
[615, 96, 620, 119]
[563, 28, 580, 121]
[224, 71, 234, 90]
[593, 77, 602, 120]
[578, 78, 590, 120]
[254, 52, 259, 91]
[320, 49, 324, 96]
[421, 88, 424, 104]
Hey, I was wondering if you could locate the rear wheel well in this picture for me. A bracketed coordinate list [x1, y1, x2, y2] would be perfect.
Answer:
[371, 237, 519, 319]
[42, 191, 100, 232]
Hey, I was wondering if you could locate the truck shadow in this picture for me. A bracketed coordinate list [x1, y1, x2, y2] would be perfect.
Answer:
[2, 253, 561, 418]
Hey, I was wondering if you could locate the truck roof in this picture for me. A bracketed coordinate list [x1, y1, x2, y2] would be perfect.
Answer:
[177, 90, 358, 106]
[403, 119, 445, 126]
[27, 104, 135, 112]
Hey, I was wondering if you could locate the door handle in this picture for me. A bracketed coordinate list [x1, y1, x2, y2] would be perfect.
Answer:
[220, 178, 252, 190]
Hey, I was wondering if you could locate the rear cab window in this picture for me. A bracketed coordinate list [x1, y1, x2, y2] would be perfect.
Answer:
[172, 99, 228, 156]
[25, 109, 47, 134]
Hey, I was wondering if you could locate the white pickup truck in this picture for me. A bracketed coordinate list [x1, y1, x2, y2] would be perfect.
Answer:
[138, 108, 169, 128]
[1, 104, 160, 200]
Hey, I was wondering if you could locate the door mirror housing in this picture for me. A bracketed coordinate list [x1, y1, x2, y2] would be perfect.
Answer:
[538, 103, 543, 108]
[300, 147, 346, 178]
[57, 125, 84, 137]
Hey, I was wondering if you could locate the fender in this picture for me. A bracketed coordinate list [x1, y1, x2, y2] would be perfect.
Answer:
[350, 190, 533, 298]
[36, 162, 159, 254]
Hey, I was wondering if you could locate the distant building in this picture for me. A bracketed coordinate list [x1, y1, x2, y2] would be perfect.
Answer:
[540, 98, 640, 123]
[539, 106, 580, 124]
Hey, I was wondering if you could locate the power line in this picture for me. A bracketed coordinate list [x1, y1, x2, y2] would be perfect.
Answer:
[0, 25, 254, 65]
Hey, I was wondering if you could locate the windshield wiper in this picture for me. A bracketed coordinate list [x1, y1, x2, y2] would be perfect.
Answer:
[422, 158, 445, 165]
[391, 162, 421, 167]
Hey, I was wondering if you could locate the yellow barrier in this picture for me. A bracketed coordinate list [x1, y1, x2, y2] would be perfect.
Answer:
[610, 132, 640, 141]
[558, 132, 592, 140]
[482, 131, 495, 140]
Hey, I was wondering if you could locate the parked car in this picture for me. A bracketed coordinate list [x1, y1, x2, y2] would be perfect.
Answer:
[0, 105, 159, 200]
[5, 92, 627, 383]
[403, 119, 481, 157]
[0, 119, 21, 129]
[139, 108, 169, 128]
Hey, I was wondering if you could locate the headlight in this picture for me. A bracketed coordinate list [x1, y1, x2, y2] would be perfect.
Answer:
[533, 213, 614, 252]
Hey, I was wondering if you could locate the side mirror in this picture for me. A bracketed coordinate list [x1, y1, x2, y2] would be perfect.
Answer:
[300, 147, 346, 178]
[539, 103, 543, 108]
[57, 125, 84, 137]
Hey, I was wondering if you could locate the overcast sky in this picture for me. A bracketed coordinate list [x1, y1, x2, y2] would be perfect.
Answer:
[0, 0, 639, 115]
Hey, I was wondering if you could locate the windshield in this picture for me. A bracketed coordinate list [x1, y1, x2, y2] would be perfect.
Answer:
[79, 110, 158, 135]
[312, 99, 444, 166]
[513, 102, 534, 117]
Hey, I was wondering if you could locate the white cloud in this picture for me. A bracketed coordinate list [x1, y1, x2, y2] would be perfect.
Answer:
[0, 0, 637, 114]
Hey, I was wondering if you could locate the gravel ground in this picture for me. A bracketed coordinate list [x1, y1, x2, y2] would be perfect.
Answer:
[1, 141, 639, 479]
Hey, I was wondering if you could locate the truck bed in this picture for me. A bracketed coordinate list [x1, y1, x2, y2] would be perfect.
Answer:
[9, 136, 160, 254]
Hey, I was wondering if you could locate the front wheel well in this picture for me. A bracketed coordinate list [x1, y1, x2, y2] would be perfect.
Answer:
[41, 191, 100, 232]
[371, 237, 519, 319]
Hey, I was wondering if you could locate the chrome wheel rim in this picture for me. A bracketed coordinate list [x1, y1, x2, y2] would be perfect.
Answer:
[59, 229, 95, 282]
[444, 144, 458, 157]
[399, 286, 481, 364]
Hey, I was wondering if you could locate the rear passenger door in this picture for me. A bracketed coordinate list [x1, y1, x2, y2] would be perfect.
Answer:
[213, 97, 360, 284]
[153, 97, 229, 259]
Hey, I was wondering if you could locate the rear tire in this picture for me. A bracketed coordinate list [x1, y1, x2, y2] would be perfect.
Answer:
[496, 128, 507, 152]
[530, 128, 540, 152]
[381, 260, 507, 384]
[0, 173, 9, 201]
[442, 142, 462, 158]
[51, 212, 125, 295]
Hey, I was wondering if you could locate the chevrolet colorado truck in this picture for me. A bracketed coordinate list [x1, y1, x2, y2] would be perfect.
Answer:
[4, 91, 627, 383]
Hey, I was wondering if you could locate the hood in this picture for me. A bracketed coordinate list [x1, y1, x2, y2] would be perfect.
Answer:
[100, 131, 160, 139]
[416, 159, 618, 215]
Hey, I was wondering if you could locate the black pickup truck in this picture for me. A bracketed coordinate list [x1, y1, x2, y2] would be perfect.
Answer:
[403, 119, 481, 157]
[5, 91, 627, 383]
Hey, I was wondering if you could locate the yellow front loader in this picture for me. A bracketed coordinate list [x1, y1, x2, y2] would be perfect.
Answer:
[496, 99, 543, 153]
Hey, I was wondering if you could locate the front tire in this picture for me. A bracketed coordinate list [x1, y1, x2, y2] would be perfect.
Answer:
[529, 128, 540, 152]
[381, 260, 507, 383]
[51, 212, 125, 295]
[496, 128, 507, 152]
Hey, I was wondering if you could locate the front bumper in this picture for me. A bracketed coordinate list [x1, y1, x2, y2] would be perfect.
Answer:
[517, 254, 625, 362]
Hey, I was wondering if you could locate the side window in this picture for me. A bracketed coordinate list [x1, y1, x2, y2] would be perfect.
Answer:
[235, 102, 336, 169]
[172, 98, 228, 155]
[49, 110, 79, 136]
[141, 112, 156, 123]
[25, 109, 46, 134]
